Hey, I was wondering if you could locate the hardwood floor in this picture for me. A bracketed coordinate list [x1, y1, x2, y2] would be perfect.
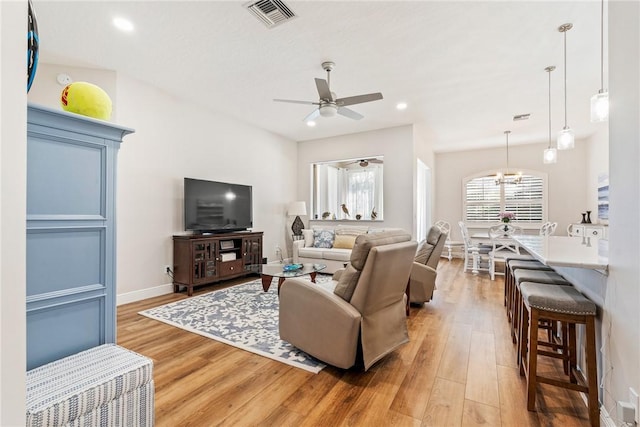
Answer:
[117, 259, 591, 426]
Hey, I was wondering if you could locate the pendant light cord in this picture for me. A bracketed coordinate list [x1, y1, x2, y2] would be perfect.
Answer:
[505, 131, 510, 174]
[600, 0, 604, 90]
[548, 69, 552, 148]
[563, 30, 568, 128]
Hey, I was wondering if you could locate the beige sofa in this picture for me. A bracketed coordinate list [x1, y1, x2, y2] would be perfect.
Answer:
[292, 225, 371, 273]
[279, 230, 417, 370]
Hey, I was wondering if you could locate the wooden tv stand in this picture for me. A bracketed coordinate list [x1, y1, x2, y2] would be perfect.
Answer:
[172, 231, 263, 296]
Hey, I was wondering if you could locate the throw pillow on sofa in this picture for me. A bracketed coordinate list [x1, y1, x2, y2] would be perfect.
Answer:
[313, 229, 335, 248]
[302, 229, 314, 247]
[333, 234, 357, 249]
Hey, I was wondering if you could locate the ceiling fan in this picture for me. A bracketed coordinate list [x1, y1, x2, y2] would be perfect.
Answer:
[349, 158, 383, 167]
[274, 61, 383, 122]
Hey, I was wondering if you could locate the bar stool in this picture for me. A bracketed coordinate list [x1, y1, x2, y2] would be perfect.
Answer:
[505, 258, 551, 321]
[519, 282, 599, 427]
[504, 256, 536, 304]
[511, 269, 569, 348]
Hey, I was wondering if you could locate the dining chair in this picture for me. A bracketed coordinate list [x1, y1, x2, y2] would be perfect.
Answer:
[539, 221, 558, 236]
[458, 221, 491, 274]
[488, 224, 523, 280]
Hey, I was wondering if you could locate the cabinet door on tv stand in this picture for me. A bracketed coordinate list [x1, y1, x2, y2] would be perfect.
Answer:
[242, 234, 263, 267]
[192, 239, 219, 284]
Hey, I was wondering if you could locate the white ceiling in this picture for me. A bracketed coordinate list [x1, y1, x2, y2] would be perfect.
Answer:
[33, 1, 607, 151]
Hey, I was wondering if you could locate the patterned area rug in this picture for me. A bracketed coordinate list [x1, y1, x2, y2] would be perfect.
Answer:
[139, 275, 334, 373]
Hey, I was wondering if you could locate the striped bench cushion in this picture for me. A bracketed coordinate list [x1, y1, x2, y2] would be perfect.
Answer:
[26, 344, 154, 427]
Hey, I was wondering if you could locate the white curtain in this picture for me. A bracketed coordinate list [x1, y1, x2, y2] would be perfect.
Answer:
[342, 165, 382, 220]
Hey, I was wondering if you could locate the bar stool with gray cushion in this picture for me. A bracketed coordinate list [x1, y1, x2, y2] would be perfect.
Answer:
[505, 259, 553, 321]
[511, 269, 569, 346]
[519, 282, 599, 427]
[503, 255, 537, 305]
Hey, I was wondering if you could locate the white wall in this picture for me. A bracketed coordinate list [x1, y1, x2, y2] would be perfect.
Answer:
[0, 2, 27, 424]
[435, 140, 589, 241]
[28, 64, 298, 304]
[115, 74, 297, 300]
[585, 126, 609, 217]
[413, 124, 437, 236]
[297, 125, 415, 236]
[602, 0, 640, 420]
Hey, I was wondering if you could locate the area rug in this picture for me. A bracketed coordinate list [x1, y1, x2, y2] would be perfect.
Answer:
[139, 275, 334, 374]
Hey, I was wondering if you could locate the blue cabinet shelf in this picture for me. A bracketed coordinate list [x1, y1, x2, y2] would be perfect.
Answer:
[26, 104, 134, 370]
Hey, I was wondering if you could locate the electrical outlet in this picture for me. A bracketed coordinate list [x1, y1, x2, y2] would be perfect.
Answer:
[164, 265, 171, 274]
[630, 387, 639, 423]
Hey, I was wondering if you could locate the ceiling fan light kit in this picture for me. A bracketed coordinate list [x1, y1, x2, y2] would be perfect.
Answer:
[274, 61, 383, 123]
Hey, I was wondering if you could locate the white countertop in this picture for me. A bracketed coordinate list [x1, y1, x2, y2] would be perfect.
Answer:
[512, 235, 609, 272]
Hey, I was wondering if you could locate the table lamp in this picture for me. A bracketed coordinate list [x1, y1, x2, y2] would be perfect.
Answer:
[288, 201, 307, 237]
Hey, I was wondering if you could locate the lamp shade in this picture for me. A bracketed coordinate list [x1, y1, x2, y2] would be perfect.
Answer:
[543, 148, 557, 164]
[590, 90, 609, 122]
[287, 201, 307, 216]
[557, 127, 575, 150]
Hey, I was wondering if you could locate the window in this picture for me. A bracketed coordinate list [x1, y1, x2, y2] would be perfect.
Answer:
[463, 171, 547, 224]
[344, 166, 383, 220]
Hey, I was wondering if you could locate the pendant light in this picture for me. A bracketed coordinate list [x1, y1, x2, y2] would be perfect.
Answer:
[591, 0, 609, 122]
[557, 23, 575, 150]
[495, 131, 522, 185]
[544, 66, 558, 164]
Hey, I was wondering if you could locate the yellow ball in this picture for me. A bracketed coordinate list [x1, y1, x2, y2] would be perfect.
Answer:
[60, 82, 112, 120]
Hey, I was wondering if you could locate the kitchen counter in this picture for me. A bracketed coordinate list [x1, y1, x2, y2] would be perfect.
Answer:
[512, 235, 609, 273]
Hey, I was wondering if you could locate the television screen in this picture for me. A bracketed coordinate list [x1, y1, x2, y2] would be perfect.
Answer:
[184, 178, 252, 233]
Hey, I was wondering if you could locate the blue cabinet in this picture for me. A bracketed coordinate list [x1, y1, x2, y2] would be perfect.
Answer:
[26, 104, 134, 370]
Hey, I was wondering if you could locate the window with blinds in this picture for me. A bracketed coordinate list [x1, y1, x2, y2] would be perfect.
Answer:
[464, 172, 546, 223]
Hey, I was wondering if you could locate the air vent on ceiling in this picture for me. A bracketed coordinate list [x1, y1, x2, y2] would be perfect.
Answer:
[245, 0, 297, 29]
[513, 113, 531, 121]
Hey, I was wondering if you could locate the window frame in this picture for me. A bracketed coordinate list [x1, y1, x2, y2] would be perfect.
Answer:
[462, 169, 548, 226]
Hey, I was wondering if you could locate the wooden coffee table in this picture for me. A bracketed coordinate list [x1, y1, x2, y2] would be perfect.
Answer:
[259, 263, 327, 293]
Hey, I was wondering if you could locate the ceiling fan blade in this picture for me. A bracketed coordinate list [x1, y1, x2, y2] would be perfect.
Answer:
[303, 108, 320, 122]
[335, 92, 383, 107]
[337, 107, 364, 120]
[314, 78, 333, 101]
[273, 99, 319, 105]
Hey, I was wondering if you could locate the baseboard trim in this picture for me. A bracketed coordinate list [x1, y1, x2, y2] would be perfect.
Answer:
[599, 403, 617, 427]
[117, 283, 174, 306]
[579, 392, 616, 427]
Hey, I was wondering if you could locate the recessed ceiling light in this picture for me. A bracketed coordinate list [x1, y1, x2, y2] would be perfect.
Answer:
[113, 17, 134, 32]
[396, 102, 408, 111]
[306, 121, 316, 127]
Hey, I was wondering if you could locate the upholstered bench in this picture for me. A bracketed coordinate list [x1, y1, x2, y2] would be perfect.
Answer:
[26, 344, 154, 427]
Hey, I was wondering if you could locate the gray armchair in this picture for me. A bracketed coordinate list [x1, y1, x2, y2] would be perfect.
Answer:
[409, 226, 447, 304]
[279, 230, 417, 371]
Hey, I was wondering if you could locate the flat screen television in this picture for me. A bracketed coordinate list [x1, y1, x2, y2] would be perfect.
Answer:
[184, 178, 253, 233]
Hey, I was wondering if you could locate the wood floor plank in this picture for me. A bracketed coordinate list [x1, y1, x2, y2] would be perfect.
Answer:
[389, 318, 449, 419]
[298, 369, 376, 427]
[217, 367, 310, 426]
[462, 399, 502, 426]
[497, 365, 541, 427]
[422, 377, 465, 427]
[172, 362, 293, 426]
[115, 259, 591, 426]
[340, 354, 410, 425]
[436, 322, 472, 384]
[464, 331, 500, 408]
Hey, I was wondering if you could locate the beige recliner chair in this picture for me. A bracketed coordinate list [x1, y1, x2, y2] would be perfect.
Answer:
[409, 226, 447, 304]
[279, 230, 417, 371]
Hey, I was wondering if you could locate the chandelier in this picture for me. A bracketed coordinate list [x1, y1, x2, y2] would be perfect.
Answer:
[495, 130, 522, 185]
